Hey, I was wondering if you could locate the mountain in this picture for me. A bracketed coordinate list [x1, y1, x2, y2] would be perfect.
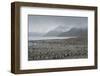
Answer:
[44, 25, 87, 37]
[44, 25, 71, 37]
[58, 28, 88, 37]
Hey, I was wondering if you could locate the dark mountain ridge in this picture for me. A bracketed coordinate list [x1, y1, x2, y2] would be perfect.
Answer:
[44, 26, 88, 37]
[58, 28, 88, 37]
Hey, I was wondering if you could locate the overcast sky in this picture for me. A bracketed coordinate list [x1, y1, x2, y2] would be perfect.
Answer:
[28, 15, 88, 33]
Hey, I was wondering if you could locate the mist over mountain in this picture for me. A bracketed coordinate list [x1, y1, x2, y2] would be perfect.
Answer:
[44, 25, 88, 37]
[29, 24, 88, 39]
[44, 25, 72, 37]
[58, 27, 87, 37]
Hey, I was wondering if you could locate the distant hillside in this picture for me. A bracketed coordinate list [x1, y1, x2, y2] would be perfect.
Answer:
[44, 25, 71, 37]
[58, 28, 88, 37]
[44, 26, 88, 37]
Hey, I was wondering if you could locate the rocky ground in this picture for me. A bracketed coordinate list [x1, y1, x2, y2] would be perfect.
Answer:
[28, 37, 88, 61]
